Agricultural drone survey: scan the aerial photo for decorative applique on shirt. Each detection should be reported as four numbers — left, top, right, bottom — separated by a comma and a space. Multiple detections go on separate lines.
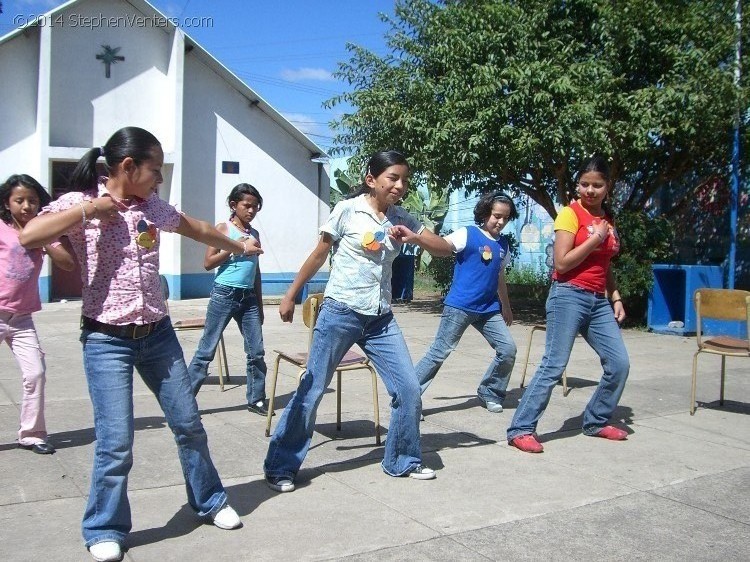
362, 230, 385, 251
135, 219, 157, 249
480, 245, 492, 262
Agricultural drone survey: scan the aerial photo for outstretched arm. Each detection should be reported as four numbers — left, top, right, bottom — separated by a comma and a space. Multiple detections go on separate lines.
176, 214, 262, 257
388, 225, 453, 257
279, 234, 334, 322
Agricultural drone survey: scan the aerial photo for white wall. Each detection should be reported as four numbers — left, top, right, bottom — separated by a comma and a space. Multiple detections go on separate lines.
182, 52, 329, 279
0, 29, 41, 179
48, 0, 175, 150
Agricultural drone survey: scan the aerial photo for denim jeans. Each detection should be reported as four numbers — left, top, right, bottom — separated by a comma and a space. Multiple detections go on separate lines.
188, 283, 267, 404
507, 282, 630, 441
415, 305, 516, 404
264, 298, 423, 479
80, 317, 227, 548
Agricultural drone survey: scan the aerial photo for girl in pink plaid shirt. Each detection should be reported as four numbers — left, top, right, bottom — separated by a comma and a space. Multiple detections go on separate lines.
20, 127, 261, 562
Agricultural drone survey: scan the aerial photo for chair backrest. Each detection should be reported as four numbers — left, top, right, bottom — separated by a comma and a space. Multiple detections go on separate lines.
159, 275, 171, 315
694, 289, 750, 344
302, 293, 324, 351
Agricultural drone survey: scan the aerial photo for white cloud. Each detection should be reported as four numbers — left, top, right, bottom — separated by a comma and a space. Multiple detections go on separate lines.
280, 67, 334, 82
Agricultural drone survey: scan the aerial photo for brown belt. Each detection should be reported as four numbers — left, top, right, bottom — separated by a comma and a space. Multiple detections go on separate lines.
80, 316, 159, 339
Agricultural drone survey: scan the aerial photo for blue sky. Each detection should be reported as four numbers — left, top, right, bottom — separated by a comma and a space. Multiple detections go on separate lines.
0, 0, 396, 154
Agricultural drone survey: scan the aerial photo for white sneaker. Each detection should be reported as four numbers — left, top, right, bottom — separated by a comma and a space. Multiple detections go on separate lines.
89, 541, 122, 562
407, 465, 436, 480
484, 400, 503, 413
212, 504, 241, 530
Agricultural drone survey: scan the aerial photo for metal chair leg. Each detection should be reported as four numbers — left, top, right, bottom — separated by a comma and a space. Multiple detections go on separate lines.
691, 351, 699, 415
219, 334, 230, 385
520, 326, 540, 389
265, 355, 282, 437
336, 370, 342, 432
720, 355, 726, 406
368, 365, 381, 445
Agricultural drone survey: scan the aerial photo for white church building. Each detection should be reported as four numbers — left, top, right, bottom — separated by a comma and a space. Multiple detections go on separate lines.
0, 0, 330, 300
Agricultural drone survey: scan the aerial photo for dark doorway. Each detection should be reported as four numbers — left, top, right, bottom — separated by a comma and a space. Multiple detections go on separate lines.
49, 161, 105, 300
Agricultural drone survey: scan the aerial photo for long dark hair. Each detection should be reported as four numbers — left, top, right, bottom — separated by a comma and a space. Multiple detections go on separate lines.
228, 183, 263, 214
474, 191, 519, 225
69, 127, 161, 192
346, 150, 410, 199
0, 174, 52, 225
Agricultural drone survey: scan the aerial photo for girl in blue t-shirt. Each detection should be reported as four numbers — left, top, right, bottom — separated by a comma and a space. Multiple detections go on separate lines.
189, 183, 267, 414
415, 191, 519, 414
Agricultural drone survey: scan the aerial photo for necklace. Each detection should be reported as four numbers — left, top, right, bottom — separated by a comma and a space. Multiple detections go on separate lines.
231, 217, 251, 235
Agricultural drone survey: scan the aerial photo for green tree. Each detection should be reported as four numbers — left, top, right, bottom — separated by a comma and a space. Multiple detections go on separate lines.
327, 0, 748, 220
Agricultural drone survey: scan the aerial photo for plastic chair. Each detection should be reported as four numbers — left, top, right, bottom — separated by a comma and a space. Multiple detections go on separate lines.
265, 293, 381, 445
159, 275, 230, 391
691, 289, 750, 415
520, 324, 569, 396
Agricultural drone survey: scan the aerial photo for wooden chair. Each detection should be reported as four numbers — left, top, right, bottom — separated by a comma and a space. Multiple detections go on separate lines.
690, 289, 750, 415
159, 275, 230, 391
520, 324, 569, 396
265, 293, 381, 445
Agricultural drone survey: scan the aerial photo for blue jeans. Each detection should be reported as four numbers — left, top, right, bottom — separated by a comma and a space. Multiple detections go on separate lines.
80, 318, 227, 548
264, 298, 423, 478
188, 283, 267, 404
415, 305, 516, 403
507, 282, 630, 440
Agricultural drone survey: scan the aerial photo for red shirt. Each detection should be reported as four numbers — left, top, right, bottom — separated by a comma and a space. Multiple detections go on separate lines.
552, 201, 620, 294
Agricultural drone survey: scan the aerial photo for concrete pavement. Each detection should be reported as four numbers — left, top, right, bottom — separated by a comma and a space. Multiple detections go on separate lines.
0, 297, 748, 561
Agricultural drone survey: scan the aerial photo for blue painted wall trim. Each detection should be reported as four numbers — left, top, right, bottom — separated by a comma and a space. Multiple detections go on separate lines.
39, 272, 329, 302
162, 272, 329, 301
39, 275, 52, 303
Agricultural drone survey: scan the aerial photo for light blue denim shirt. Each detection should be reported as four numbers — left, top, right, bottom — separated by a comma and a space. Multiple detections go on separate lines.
321, 195, 423, 315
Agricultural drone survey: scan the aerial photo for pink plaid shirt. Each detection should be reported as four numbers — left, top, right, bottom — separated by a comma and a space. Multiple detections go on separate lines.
40, 182, 182, 325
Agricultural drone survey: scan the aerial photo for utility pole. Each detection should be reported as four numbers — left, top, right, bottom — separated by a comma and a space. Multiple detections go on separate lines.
728, 0, 742, 288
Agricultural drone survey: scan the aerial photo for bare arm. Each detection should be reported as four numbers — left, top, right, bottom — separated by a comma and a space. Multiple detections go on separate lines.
44, 241, 76, 272
20, 197, 122, 248
389, 225, 454, 257
202, 223, 235, 270
175, 214, 262, 257
497, 268, 513, 325
606, 268, 626, 324
254, 265, 264, 325
553, 219, 609, 275
279, 234, 333, 323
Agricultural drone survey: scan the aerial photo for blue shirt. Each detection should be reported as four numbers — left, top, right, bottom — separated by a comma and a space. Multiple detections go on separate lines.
444, 226, 509, 314
215, 221, 259, 289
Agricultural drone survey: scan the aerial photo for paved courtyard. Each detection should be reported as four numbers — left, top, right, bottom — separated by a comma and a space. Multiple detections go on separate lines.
0, 297, 748, 561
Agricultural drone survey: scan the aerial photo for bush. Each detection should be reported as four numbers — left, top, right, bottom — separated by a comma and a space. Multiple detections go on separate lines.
611, 211, 675, 322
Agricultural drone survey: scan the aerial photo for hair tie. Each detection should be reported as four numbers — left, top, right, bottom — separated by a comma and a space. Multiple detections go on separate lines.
99, 146, 106, 158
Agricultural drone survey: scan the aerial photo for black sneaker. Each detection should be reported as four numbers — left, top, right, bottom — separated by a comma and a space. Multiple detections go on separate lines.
247, 400, 269, 416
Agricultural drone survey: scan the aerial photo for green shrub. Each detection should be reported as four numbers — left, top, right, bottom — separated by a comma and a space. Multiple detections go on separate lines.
611, 210, 675, 322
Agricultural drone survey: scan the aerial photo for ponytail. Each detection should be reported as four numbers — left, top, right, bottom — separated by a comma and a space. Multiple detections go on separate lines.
69, 148, 104, 192
69, 127, 161, 192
